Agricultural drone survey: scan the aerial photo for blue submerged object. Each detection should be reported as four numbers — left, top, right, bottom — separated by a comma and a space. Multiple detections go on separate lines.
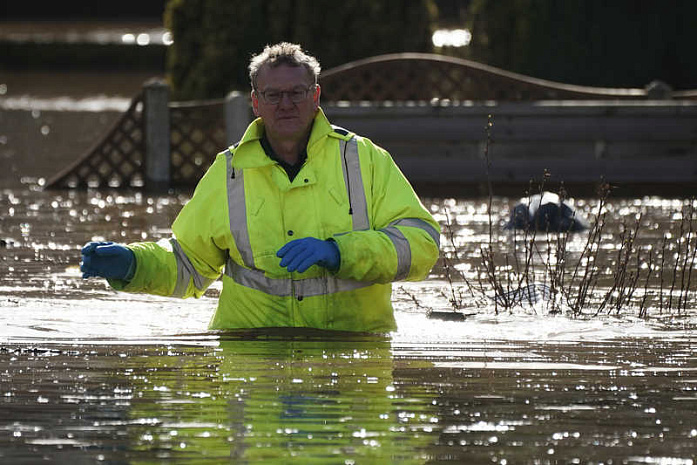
505, 192, 589, 232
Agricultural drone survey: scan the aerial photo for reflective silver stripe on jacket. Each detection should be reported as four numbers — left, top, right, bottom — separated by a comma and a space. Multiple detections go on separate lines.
341, 138, 370, 231
171, 238, 216, 297
380, 219, 440, 281
380, 226, 411, 280
224, 258, 372, 297
389, 218, 441, 248
225, 149, 255, 268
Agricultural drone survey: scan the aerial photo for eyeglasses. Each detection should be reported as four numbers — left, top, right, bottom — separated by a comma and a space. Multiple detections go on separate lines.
255, 84, 315, 105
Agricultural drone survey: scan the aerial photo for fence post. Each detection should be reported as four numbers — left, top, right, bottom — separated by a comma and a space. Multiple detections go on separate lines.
225, 91, 252, 145
143, 78, 170, 191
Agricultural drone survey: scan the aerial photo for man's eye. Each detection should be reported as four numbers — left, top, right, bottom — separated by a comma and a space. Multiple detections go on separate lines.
266, 92, 281, 100
290, 91, 305, 99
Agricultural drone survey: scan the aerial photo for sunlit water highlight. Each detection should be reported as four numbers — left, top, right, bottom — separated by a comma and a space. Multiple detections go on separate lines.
1, 184, 696, 463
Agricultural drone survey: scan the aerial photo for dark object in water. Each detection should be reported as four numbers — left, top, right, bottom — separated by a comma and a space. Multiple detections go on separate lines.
0, 238, 15, 248
505, 192, 589, 232
427, 311, 468, 321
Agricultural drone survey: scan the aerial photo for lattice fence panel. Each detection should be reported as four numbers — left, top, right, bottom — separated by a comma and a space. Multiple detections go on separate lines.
170, 100, 227, 187
320, 54, 649, 102
46, 93, 145, 189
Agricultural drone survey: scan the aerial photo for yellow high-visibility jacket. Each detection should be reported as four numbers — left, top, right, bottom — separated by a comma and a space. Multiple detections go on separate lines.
110, 109, 440, 332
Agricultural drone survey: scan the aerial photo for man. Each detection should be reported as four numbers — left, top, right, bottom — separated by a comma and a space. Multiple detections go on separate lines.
81, 42, 440, 332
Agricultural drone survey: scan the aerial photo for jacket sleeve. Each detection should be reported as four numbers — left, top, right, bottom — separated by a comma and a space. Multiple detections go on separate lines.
331, 138, 440, 283
109, 153, 229, 297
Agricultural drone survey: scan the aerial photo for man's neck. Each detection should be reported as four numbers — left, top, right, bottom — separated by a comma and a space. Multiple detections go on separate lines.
266, 138, 305, 165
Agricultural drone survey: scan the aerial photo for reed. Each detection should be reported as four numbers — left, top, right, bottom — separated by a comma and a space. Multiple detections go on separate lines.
440, 210, 474, 310
435, 195, 696, 319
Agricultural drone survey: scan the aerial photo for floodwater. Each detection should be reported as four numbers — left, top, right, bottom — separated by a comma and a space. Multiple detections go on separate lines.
1, 22, 696, 458
1, 183, 696, 464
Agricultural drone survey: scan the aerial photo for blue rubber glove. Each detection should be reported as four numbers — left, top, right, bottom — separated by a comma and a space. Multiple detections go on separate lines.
276, 237, 340, 273
80, 241, 136, 280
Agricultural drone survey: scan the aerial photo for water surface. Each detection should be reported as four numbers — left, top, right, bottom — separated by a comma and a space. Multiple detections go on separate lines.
1, 185, 696, 464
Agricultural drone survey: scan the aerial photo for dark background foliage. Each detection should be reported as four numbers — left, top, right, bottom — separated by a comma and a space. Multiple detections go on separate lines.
463, 0, 697, 89
163, 0, 697, 99
3, 0, 695, 98
163, 0, 437, 99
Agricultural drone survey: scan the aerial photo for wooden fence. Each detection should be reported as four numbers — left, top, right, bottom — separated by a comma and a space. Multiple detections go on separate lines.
45, 54, 697, 193
324, 101, 697, 194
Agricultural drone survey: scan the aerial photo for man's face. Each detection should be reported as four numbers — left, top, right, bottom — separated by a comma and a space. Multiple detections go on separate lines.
252, 64, 320, 142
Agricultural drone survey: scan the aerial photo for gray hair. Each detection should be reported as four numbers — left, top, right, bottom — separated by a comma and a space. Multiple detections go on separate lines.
248, 42, 321, 90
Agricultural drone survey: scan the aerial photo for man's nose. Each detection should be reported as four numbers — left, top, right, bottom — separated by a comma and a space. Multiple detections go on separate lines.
278, 92, 295, 106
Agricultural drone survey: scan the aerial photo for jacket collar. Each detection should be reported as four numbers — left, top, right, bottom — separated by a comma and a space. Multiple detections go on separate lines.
232, 108, 333, 168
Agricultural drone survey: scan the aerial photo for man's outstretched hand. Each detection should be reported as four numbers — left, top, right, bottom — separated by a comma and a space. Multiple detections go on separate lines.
81, 241, 136, 280
276, 237, 340, 273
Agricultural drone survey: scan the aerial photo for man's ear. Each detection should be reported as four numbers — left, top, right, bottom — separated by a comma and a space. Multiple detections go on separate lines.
313, 84, 321, 110
251, 90, 260, 117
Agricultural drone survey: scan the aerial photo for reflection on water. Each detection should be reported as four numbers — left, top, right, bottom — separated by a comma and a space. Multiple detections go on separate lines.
1, 184, 696, 462
0, 22, 166, 109
0, 21, 171, 46
2, 337, 697, 463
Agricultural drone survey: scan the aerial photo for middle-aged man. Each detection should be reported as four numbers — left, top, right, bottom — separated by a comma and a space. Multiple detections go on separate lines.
80, 42, 440, 333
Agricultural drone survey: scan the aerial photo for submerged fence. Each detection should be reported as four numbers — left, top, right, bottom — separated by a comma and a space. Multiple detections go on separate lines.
45, 54, 697, 192
44, 79, 241, 190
